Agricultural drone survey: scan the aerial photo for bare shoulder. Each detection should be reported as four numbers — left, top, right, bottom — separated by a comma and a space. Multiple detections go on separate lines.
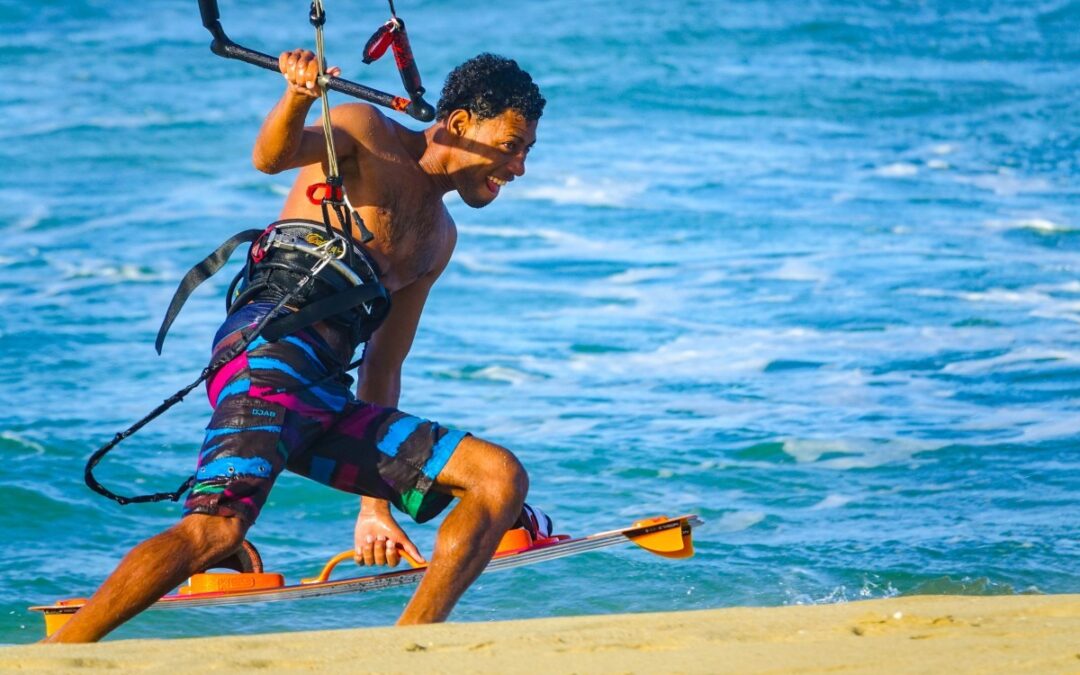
330, 102, 400, 146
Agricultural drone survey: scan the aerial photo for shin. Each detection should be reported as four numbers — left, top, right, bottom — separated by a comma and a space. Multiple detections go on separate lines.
397, 436, 527, 625
45, 514, 248, 643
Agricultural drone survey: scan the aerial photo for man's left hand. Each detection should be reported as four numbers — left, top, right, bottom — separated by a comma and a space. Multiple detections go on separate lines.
353, 507, 426, 567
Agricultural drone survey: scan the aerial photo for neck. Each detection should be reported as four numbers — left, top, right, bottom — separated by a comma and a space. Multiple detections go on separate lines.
418, 126, 455, 195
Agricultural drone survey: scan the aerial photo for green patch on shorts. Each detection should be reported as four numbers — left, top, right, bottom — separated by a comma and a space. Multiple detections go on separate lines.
191, 483, 226, 495
394, 488, 453, 524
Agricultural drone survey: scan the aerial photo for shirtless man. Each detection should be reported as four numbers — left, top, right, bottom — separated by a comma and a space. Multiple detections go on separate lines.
46, 49, 544, 642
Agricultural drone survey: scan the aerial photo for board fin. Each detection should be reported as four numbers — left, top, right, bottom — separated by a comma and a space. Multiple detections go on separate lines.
627, 516, 695, 559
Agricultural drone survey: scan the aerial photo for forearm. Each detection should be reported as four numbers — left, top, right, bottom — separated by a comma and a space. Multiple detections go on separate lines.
252, 91, 315, 174
358, 370, 401, 515
360, 495, 392, 515
357, 367, 402, 409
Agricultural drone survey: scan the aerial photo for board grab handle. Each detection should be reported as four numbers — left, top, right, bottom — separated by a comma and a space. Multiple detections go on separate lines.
196, 0, 435, 121
304, 546, 424, 584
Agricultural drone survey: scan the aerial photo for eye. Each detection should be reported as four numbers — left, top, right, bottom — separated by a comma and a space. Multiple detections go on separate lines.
501, 141, 519, 153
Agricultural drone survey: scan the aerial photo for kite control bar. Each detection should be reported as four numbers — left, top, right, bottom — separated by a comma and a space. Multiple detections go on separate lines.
197, 0, 435, 122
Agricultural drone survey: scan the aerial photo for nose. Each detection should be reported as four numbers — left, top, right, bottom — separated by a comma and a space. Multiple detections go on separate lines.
509, 152, 527, 178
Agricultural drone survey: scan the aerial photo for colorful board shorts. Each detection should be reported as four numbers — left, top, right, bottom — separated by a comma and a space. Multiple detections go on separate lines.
182, 302, 468, 525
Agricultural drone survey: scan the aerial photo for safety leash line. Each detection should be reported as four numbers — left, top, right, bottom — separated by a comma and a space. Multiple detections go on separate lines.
85, 237, 347, 505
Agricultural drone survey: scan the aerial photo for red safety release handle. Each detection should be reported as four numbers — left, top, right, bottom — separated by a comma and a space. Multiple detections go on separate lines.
307, 182, 344, 205
363, 22, 395, 64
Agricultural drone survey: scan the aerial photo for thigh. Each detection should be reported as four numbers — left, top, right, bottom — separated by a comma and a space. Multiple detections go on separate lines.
182, 392, 295, 526
186, 318, 333, 526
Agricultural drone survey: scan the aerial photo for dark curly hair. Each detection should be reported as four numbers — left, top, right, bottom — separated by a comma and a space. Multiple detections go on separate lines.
436, 53, 545, 122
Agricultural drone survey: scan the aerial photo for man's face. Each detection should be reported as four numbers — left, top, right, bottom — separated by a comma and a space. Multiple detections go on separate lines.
447, 109, 538, 208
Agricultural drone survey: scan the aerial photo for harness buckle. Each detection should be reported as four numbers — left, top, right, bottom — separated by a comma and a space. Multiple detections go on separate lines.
250, 225, 277, 263
308, 232, 349, 277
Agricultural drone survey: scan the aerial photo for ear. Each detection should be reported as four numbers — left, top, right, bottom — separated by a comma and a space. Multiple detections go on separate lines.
446, 109, 473, 138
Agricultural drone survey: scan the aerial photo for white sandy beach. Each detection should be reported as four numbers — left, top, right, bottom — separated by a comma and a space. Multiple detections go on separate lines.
2, 594, 1077, 673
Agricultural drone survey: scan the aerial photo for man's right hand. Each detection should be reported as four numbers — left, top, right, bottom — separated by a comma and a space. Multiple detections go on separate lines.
278, 49, 341, 99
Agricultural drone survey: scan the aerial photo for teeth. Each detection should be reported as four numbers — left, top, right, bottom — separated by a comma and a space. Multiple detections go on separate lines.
489, 176, 507, 186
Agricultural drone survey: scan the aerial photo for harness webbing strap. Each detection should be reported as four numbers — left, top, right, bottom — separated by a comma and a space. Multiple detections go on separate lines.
260, 283, 385, 342
155, 229, 263, 354
88, 289, 300, 505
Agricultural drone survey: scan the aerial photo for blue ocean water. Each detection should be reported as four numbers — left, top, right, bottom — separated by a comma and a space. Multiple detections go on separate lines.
1, 0, 1077, 643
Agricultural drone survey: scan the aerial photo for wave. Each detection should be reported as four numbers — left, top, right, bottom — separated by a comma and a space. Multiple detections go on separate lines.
874, 162, 920, 178
953, 171, 1052, 196
985, 217, 1075, 234
711, 511, 766, 532
942, 347, 1080, 375
781, 437, 938, 469
516, 175, 646, 208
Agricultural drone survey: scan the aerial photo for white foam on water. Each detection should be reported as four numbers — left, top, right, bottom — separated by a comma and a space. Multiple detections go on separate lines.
954, 171, 1051, 196
17, 110, 209, 138
469, 365, 536, 386
458, 222, 613, 257
712, 511, 766, 532
0, 431, 46, 456
449, 252, 517, 275
910, 285, 1080, 324
960, 288, 1053, 304
984, 217, 1073, 233
809, 494, 854, 510
517, 174, 646, 207
875, 162, 920, 178
943, 347, 1080, 375
780, 438, 835, 463
523, 417, 601, 440
1014, 414, 1080, 443
781, 437, 937, 469
1013, 218, 1073, 233
930, 143, 957, 155
606, 267, 676, 285
927, 159, 950, 170
457, 223, 544, 240
950, 405, 1080, 444
765, 259, 831, 283
559, 328, 848, 385
14, 203, 49, 229
1035, 280, 1080, 294
56, 261, 164, 283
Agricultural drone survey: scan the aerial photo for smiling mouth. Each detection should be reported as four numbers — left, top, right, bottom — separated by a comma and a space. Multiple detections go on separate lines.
486, 176, 508, 195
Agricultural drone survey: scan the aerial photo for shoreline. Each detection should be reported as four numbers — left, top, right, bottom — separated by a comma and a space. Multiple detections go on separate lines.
2, 594, 1077, 673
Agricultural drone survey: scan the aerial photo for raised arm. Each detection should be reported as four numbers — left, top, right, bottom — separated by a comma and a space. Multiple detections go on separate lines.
251, 49, 357, 174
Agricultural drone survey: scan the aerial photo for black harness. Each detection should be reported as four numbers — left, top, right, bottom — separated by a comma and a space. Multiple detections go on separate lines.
156, 219, 390, 356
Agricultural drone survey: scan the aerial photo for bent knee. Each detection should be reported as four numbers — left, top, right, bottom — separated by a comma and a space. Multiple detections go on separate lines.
174, 513, 249, 563
446, 437, 529, 506
474, 441, 529, 507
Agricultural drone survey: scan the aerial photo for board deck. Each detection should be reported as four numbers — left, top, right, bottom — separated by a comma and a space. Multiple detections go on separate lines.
31, 514, 701, 631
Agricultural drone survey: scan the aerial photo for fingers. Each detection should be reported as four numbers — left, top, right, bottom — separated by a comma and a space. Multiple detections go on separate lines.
353, 535, 402, 567
276, 49, 341, 97
385, 541, 401, 568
